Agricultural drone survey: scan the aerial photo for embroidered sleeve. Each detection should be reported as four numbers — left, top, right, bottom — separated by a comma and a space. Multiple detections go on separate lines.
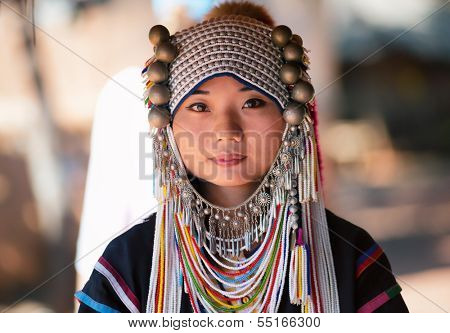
74, 228, 144, 313
355, 233, 409, 313
75, 254, 142, 313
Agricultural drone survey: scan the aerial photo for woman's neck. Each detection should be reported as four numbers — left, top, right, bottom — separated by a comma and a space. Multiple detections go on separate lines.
193, 178, 260, 208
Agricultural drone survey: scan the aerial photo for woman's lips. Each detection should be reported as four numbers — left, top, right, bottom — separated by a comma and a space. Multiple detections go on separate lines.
211, 154, 246, 166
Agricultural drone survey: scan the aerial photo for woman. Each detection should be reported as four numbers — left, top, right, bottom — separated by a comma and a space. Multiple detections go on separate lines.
75, 1, 409, 313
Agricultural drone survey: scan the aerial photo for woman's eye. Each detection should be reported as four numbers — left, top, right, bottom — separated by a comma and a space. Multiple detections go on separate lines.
243, 98, 266, 108
187, 103, 209, 112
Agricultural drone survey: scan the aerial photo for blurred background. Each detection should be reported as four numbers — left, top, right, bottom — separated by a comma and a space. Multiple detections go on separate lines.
0, 0, 449, 313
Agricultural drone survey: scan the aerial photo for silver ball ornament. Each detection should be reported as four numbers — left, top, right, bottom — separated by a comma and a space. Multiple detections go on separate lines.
283, 42, 304, 62
291, 34, 303, 47
148, 106, 170, 128
147, 61, 169, 83
148, 25, 170, 46
155, 41, 177, 63
271, 25, 292, 48
280, 62, 301, 85
283, 102, 306, 125
289, 205, 299, 213
291, 80, 315, 104
148, 84, 170, 105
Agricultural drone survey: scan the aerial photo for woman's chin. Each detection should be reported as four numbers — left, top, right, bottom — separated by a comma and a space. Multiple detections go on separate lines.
201, 172, 262, 187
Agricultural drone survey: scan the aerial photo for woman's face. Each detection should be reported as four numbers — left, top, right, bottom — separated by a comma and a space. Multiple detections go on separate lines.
172, 75, 286, 186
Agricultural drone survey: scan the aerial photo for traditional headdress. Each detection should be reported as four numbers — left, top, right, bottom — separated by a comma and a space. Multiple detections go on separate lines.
140, 7, 339, 313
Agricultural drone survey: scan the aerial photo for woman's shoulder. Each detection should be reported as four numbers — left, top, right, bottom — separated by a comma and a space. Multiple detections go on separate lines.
324, 208, 409, 313
75, 212, 157, 313
325, 208, 373, 244
98, 212, 158, 271
324, 208, 391, 265
104, 212, 157, 254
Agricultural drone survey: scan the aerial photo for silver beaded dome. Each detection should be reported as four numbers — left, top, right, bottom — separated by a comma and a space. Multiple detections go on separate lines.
167, 15, 291, 115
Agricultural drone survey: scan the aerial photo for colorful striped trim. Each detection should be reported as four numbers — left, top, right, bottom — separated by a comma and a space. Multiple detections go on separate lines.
357, 283, 402, 313
94, 256, 141, 313
74, 290, 120, 313
356, 243, 384, 278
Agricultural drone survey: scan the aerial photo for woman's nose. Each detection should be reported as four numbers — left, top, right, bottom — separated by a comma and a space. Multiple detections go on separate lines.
213, 118, 243, 142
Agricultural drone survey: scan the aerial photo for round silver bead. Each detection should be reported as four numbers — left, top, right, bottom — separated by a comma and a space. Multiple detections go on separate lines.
291, 221, 299, 230
224, 215, 231, 221
155, 41, 178, 63
283, 102, 306, 125
290, 189, 298, 196
290, 197, 298, 205
280, 62, 301, 85
271, 25, 292, 48
283, 42, 304, 62
291, 34, 303, 47
291, 80, 315, 104
147, 61, 169, 83
214, 213, 220, 220
204, 208, 211, 215
148, 106, 170, 128
148, 25, 170, 46
196, 199, 201, 205
289, 205, 299, 213
148, 84, 170, 105
290, 213, 299, 222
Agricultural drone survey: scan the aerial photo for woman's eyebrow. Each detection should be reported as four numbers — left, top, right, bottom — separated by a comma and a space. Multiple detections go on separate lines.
192, 89, 209, 95
239, 86, 252, 92
191, 86, 253, 95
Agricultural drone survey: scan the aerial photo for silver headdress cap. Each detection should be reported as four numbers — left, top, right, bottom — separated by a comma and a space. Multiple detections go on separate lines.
168, 15, 291, 115
143, 14, 315, 129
